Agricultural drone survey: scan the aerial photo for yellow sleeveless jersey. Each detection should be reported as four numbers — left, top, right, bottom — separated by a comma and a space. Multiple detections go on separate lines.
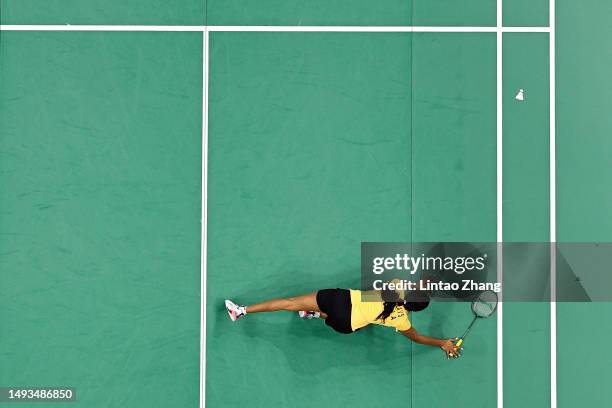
349, 289, 411, 332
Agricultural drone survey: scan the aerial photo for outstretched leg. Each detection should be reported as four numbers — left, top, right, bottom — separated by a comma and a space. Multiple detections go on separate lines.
246, 292, 322, 314
225, 292, 327, 321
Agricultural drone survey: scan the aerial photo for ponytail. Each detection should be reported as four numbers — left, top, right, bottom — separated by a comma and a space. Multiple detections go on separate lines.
376, 289, 404, 322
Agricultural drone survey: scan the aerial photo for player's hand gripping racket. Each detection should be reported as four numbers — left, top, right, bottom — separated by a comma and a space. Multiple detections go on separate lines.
454, 290, 498, 354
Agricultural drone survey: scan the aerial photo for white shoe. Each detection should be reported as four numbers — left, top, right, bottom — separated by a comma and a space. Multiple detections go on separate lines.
298, 310, 320, 319
225, 299, 246, 321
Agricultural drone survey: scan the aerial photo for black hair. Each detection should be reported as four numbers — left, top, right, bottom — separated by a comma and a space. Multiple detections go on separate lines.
376, 290, 430, 322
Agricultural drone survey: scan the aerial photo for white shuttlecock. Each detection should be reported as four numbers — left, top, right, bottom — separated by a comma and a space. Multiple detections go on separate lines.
515, 89, 524, 101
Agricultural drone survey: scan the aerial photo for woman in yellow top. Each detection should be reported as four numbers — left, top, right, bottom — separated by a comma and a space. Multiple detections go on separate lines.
225, 287, 460, 358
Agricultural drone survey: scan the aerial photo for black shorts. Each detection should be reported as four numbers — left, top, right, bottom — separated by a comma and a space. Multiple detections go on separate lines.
316, 288, 354, 334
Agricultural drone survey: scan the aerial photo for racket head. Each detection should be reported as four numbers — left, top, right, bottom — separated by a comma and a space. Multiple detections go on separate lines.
471, 290, 498, 318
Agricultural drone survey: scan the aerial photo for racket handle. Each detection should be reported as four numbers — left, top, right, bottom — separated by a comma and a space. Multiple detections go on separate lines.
455, 338, 464, 348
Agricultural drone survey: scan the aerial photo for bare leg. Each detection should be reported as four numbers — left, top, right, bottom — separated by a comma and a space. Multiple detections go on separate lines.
246, 292, 327, 318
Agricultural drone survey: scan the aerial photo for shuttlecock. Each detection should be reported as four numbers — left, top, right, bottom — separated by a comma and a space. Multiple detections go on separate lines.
515, 89, 524, 101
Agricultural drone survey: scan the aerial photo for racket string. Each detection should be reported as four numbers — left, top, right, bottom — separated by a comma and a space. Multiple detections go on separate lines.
471, 291, 498, 318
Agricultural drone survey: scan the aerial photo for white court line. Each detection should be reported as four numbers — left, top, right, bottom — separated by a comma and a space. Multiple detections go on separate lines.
207, 25, 550, 33
550, 0, 557, 406
0, 24, 551, 33
496, 2, 504, 408
0, 25, 204, 31
200, 30, 209, 408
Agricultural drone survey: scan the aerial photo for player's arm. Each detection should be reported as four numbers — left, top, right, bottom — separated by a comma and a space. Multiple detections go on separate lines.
400, 327, 459, 357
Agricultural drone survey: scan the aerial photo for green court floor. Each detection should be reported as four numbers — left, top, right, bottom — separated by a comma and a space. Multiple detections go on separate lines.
1, 1, 611, 408
0, 31, 203, 407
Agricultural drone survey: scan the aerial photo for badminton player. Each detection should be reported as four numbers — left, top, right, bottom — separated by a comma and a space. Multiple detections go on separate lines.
225, 286, 460, 358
